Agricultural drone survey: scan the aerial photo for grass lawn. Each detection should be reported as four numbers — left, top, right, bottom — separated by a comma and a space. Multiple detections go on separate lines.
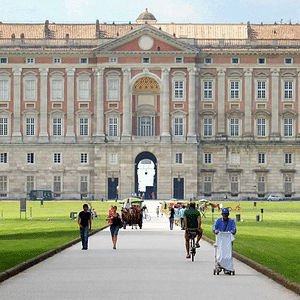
201, 201, 300, 285
0, 201, 120, 273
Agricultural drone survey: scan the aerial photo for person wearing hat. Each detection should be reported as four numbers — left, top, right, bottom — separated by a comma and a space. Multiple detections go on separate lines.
213, 207, 236, 235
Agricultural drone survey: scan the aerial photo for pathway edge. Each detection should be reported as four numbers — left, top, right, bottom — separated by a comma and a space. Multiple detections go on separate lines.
0, 224, 110, 283
202, 235, 300, 296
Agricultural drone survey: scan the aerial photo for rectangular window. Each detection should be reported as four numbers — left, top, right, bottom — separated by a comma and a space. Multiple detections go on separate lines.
231, 57, 239, 64
80, 58, 88, 64
109, 153, 117, 164
174, 118, 183, 136
230, 81, 240, 99
79, 118, 89, 136
108, 118, 118, 137
203, 81, 213, 99
0, 80, 9, 100
285, 153, 292, 164
53, 175, 61, 197
285, 58, 293, 64
0, 176, 7, 193
204, 153, 212, 164
80, 176, 88, 195
109, 57, 118, 63
26, 58, 35, 64
284, 81, 293, 99
81, 153, 88, 164
204, 58, 212, 64
53, 118, 62, 136
230, 153, 240, 165
142, 57, 150, 63
137, 116, 155, 136
204, 176, 212, 195
203, 118, 213, 137
26, 118, 35, 136
258, 153, 265, 164
25, 80, 36, 100
53, 153, 61, 164
230, 119, 239, 136
0, 58, 8, 64
108, 79, 119, 100
175, 57, 183, 63
284, 118, 293, 137
0, 153, 7, 164
26, 175, 34, 193
175, 153, 183, 164
78, 80, 89, 99
257, 118, 266, 137
258, 58, 266, 64
52, 80, 63, 100
27, 153, 34, 164
0, 118, 8, 136
257, 81, 266, 99
174, 81, 184, 99
53, 58, 61, 64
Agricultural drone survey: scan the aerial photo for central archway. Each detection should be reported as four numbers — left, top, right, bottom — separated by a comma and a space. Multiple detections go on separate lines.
135, 152, 157, 200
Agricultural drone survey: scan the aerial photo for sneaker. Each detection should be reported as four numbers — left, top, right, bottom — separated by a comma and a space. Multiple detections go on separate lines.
186, 254, 191, 259
196, 243, 200, 248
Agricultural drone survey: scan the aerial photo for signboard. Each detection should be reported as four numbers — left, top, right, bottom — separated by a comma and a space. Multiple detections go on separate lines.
20, 198, 26, 212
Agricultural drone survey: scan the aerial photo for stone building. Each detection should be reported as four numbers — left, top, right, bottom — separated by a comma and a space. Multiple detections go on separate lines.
0, 10, 300, 200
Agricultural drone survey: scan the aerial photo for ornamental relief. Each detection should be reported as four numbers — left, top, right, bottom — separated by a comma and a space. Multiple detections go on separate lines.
133, 77, 160, 92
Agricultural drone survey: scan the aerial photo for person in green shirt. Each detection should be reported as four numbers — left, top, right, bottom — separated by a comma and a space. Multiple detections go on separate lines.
184, 202, 202, 259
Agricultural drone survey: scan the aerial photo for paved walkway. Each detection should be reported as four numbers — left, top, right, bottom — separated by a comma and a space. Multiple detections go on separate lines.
0, 201, 298, 300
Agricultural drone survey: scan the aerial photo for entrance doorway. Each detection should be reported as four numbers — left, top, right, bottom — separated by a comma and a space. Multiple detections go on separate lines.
173, 177, 184, 199
135, 152, 157, 200
108, 178, 118, 200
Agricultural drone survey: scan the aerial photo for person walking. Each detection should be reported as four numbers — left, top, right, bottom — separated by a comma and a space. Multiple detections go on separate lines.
78, 204, 92, 250
156, 206, 160, 217
174, 205, 180, 226
179, 205, 186, 230
169, 207, 175, 230
106, 206, 122, 249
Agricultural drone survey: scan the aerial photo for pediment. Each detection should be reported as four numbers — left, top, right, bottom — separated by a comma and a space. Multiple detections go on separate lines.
94, 24, 198, 54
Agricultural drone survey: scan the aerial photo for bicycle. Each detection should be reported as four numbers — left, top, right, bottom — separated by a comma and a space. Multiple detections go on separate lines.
144, 212, 151, 222
188, 231, 197, 261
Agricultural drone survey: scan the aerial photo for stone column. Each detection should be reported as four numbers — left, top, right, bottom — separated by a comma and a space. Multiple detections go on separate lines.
12, 68, 22, 143
270, 68, 280, 140
121, 68, 131, 141
39, 68, 49, 142
297, 69, 300, 140
94, 68, 105, 141
161, 67, 171, 142
243, 68, 253, 139
187, 67, 197, 143
66, 68, 76, 142
217, 68, 226, 138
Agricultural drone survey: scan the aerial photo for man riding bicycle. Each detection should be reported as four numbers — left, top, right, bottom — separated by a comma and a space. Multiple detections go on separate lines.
184, 202, 203, 259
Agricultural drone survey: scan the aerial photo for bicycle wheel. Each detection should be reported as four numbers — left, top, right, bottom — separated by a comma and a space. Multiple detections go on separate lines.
190, 238, 195, 261
145, 214, 151, 222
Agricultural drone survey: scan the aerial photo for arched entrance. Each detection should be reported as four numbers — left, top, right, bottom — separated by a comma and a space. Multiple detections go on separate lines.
135, 152, 157, 200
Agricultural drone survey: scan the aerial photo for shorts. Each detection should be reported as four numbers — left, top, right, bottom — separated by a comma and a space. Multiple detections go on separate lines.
110, 225, 120, 237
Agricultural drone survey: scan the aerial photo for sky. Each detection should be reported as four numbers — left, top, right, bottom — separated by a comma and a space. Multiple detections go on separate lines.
1, 0, 300, 25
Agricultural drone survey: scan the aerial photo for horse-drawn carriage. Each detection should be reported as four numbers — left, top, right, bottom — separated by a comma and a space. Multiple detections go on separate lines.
120, 198, 144, 229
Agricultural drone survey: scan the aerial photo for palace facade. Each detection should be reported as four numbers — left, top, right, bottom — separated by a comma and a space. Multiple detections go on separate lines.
1, 10, 300, 200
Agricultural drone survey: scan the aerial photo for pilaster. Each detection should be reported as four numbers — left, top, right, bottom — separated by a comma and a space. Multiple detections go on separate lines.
187, 67, 198, 143
39, 68, 49, 143
297, 69, 300, 141
66, 68, 76, 143
121, 68, 131, 141
94, 68, 105, 142
161, 67, 171, 142
12, 68, 22, 143
243, 68, 253, 139
217, 68, 226, 137
270, 68, 280, 140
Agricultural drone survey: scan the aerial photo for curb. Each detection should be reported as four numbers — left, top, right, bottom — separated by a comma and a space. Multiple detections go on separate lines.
0, 224, 110, 283
202, 235, 300, 296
